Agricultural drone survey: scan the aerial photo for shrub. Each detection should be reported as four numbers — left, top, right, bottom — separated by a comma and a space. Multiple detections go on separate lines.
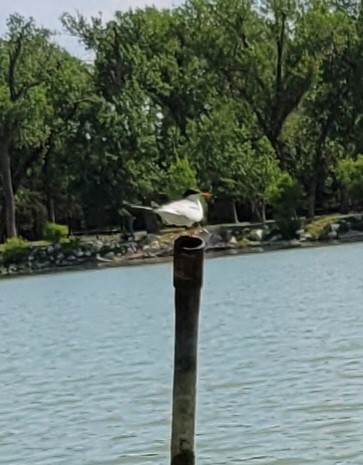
336, 155, 363, 206
59, 239, 81, 257
267, 172, 304, 215
43, 222, 69, 243
305, 216, 338, 240
1, 238, 30, 267
275, 217, 302, 240
267, 172, 304, 239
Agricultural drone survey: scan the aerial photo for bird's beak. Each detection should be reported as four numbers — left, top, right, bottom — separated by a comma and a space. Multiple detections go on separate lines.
201, 192, 212, 200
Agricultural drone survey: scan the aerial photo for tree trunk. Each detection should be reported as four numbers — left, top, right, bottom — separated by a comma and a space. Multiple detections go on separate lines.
308, 173, 318, 218
339, 186, 350, 214
261, 202, 266, 223
0, 209, 6, 243
47, 195, 56, 223
307, 115, 334, 219
0, 139, 17, 238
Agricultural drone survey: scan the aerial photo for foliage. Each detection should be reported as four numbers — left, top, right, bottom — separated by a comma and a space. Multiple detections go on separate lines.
336, 155, 363, 205
273, 217, 301, 240
267, 172, 304, 238
57, 239, 81, 256
0, 237, 29, 266
1, 1, 363, 241
268, 172, 304, 215
15, 189, 47, 240
305, 216, 338, 240
42, 221, 69, 243
164, 157, 198, 200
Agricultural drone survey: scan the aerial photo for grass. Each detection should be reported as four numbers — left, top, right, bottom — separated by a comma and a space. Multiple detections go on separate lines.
304, 215, 338, 239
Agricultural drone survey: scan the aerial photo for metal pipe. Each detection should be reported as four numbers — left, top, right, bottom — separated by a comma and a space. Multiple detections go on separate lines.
171, 235, 205, 465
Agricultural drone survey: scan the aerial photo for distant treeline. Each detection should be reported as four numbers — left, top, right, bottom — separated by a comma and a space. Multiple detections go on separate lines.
1, 1, 363, 241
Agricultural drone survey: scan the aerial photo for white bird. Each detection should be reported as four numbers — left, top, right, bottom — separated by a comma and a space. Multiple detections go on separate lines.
155, 189, 211, 228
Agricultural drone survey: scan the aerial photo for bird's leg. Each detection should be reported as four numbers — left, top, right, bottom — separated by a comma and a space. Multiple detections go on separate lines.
185, 224, 197, 237
189, 224, 198, 237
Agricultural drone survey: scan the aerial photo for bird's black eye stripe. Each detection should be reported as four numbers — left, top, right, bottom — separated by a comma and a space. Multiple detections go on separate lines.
183, 188, 200, 197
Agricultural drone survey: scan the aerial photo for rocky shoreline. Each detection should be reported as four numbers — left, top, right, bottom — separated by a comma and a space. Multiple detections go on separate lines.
1, 215, 363, 279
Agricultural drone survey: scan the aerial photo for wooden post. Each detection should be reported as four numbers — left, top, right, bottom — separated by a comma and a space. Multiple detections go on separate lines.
171, 235, 205, 465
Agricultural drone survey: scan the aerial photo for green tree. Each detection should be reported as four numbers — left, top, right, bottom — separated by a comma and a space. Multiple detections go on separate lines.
268, 171, 304, 238
184, 97, 280, 220
62, 6, 215, 169
0, 15, 84, 239
164, 156, 198, 200
0, 15, 55, 237
188, 0, 319, 169
290, 2, 358, 216
336, 155, 363, 208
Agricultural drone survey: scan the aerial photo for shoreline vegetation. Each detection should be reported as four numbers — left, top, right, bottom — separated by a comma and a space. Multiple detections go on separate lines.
2, 5, 363, 251
1, 213, 363, 279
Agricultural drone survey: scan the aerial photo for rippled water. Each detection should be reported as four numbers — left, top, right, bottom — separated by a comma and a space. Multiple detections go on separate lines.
1, 243, 363, 464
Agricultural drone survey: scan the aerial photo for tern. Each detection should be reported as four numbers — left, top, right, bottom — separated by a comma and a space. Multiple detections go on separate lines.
155, 189, 211, 228
126, 189, 211, 231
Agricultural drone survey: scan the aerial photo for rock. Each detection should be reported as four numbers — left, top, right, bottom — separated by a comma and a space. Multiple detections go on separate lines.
268, 234, 283, 242
67, 255, 76, 261
249, 229, 264, 241
219, 229, 233, 242
330, 223, 340, 232
340, 230, 363, 240
104, 252, 115, 260
145, 251, 157, 258
158, 247, 170, 257
127, 242, 138, 253
47, 246, 55, 254
328, 230, 338, 239
228, 236, 238, 247
339, 220, 351, 233
301, 233, 313, 240
208, 233, 223, 245
76, 249, 84, 257
93, 240, 104, 252
96, 253, 112, 262
143, 234, 158, 245
37, 261, 52, 269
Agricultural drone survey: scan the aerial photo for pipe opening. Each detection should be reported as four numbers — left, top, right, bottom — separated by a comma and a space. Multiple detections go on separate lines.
176, 235, 204, 251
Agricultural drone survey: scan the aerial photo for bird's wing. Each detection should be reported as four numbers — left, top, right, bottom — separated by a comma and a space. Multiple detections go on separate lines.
156, 199, 203, 223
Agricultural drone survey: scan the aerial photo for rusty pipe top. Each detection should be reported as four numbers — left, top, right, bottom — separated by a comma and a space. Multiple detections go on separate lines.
173, 236, 205, 289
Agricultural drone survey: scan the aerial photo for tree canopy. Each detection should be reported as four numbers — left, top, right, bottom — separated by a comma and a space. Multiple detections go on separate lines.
1, 1, 363, 240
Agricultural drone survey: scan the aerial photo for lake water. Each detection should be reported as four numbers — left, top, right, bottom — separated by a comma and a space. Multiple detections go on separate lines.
1, 243, 363, 465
